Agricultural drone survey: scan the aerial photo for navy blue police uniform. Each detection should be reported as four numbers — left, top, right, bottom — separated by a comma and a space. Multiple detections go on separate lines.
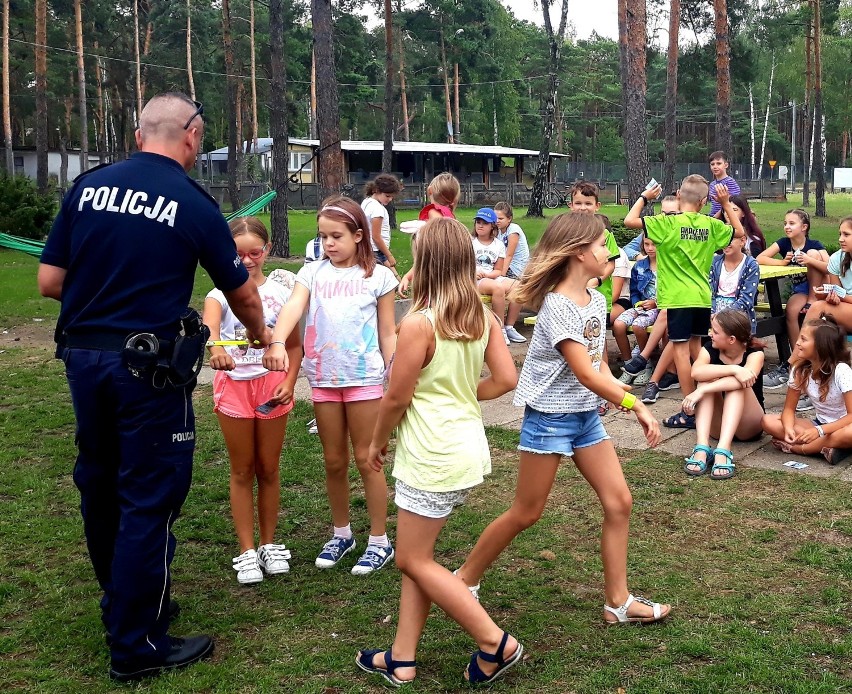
40, 151, 248, 669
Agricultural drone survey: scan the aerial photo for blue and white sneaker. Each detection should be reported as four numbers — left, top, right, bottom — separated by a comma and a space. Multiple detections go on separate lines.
315, 536, 356, 569
351, 543, 395, 575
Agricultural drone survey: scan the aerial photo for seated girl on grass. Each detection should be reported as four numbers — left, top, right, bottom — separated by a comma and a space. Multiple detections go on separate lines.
681, 309, 765, 480
762, 314, 852, 466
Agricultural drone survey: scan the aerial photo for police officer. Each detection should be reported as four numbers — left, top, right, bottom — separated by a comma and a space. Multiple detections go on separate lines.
38, 92, 271, 681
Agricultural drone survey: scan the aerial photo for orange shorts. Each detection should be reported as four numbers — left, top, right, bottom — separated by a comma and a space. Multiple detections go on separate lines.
213, 370, 295, 419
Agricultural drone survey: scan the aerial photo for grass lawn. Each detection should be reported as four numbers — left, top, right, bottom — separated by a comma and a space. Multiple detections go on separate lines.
2, 197, 852, 691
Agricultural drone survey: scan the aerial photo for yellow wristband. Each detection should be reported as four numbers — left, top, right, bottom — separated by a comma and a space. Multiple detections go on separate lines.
620, 392, 637, 410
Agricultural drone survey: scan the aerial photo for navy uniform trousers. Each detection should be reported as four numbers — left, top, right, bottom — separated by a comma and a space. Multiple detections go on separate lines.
62, 347, 196, 665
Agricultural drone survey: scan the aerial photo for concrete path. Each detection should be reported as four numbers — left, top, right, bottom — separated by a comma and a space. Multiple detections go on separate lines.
199, 321, 852, 482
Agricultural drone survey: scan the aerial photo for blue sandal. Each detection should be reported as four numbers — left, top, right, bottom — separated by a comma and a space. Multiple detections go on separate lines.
710, 448, 736, 480
465, 631, 524, 684
356, 649, 416, 687
684, 444, 713, 476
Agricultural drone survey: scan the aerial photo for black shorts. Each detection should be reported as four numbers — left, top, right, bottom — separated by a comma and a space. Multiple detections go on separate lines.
612, 297, 632, 312
667, 307, 711, 342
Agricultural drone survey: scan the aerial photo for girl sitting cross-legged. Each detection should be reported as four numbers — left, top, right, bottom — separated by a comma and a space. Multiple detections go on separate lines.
681, 309, 766, 480
762, 314, 852, 466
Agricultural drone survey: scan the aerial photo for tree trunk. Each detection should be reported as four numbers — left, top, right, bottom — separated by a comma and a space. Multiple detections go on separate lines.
35, 0, 48, 191
2, 0, 13, 175
133, 0, 142, 125
398, 27, 410, 142
269, 0, 290, 257
714, 0, 732, 154
662, 0, 680, 195
93, 42, 105, 163
803, 6, 813, 206
527, 0, 570, 217
60, 98, 71, 189
186, 0, 195, 100
757, 55, 774, 179
312, 0, 344, 200
439, 24, 452, 144
249, 0, 259, 157
309, 49, 317, 139
618, 0, 650, 205
748, 83, 755, 179
813, 0, 825, 216
453, 62, 460, 144
381, 0, 393, 173
74, 0, 88, 174
222, 0, 241, 210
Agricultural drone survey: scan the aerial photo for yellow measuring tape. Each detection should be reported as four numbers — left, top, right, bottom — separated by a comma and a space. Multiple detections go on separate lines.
205, 339, 261, 348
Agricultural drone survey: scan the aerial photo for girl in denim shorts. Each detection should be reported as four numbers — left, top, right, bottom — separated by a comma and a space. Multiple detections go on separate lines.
455, 212, 672, 626
355, 218, 522, 686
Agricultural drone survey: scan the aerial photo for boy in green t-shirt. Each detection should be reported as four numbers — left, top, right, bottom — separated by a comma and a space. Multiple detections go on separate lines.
623, 174, 745, 428
568, 180, 620, 313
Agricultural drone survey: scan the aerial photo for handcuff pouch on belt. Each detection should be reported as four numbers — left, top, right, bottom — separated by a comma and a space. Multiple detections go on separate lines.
122, 308, 210, 389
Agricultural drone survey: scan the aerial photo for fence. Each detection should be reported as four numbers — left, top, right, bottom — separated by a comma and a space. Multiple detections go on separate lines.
199, 178, 787, 212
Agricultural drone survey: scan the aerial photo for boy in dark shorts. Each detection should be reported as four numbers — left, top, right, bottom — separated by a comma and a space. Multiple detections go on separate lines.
624, 175, 745, 428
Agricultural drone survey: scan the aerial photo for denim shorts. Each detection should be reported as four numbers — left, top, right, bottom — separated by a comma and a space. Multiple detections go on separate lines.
518, 406, 610, 457
394, 479, 470, 519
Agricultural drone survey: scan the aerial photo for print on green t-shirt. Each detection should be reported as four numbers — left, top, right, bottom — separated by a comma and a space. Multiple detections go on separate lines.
598, 229, 620, 312
643, 211, 733, 309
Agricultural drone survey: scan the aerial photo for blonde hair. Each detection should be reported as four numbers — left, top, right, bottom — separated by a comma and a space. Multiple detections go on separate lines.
511, 213, 605, 311
679, 174, 709, 206
409, 218, 486, 341
427, 173, 461, 208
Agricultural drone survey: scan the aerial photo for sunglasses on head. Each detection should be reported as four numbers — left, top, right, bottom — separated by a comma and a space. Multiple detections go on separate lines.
182, 100, 204, 130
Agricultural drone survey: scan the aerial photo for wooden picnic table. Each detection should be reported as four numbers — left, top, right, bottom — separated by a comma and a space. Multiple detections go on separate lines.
755, 264, 807, 364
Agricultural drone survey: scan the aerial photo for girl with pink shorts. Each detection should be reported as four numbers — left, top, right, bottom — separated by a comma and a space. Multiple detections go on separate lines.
204, 216, 303, 585
264, 196, 398, 576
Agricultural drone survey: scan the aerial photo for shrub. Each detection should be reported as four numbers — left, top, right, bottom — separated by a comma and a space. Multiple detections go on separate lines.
0, 176, 57, 240
609, 218, 635, 247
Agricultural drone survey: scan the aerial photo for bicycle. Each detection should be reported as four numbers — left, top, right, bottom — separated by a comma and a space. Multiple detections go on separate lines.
543, 183, 569, 209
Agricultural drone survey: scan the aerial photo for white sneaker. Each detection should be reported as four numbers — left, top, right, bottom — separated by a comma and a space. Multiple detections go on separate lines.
502, 328, 511, 345
307, 418, 318, 434
233, 549, 263, 585
504, 326, 527, 343
257, 543, 292, 575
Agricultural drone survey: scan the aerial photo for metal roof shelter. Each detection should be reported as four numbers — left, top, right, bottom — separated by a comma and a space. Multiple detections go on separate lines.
204, 138, 565, 186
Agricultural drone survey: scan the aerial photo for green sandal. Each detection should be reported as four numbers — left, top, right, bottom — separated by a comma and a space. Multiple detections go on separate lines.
684, 444, 713, 476
710, 448, 736, 480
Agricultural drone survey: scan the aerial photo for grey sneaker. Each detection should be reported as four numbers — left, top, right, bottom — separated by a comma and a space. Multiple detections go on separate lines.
658, 372, 680, 391
641, 382, 660, 404
504, 326, 527, 343
633, 368, 651, 387
796, 394, 815, 412
763, 365, 789, 390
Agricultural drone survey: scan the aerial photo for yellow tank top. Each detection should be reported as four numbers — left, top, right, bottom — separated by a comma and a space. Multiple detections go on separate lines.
392, 308, 491, 492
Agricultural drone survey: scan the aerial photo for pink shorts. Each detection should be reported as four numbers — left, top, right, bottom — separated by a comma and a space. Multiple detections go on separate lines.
213, 370, 295, 419
311, 385, 384, 403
